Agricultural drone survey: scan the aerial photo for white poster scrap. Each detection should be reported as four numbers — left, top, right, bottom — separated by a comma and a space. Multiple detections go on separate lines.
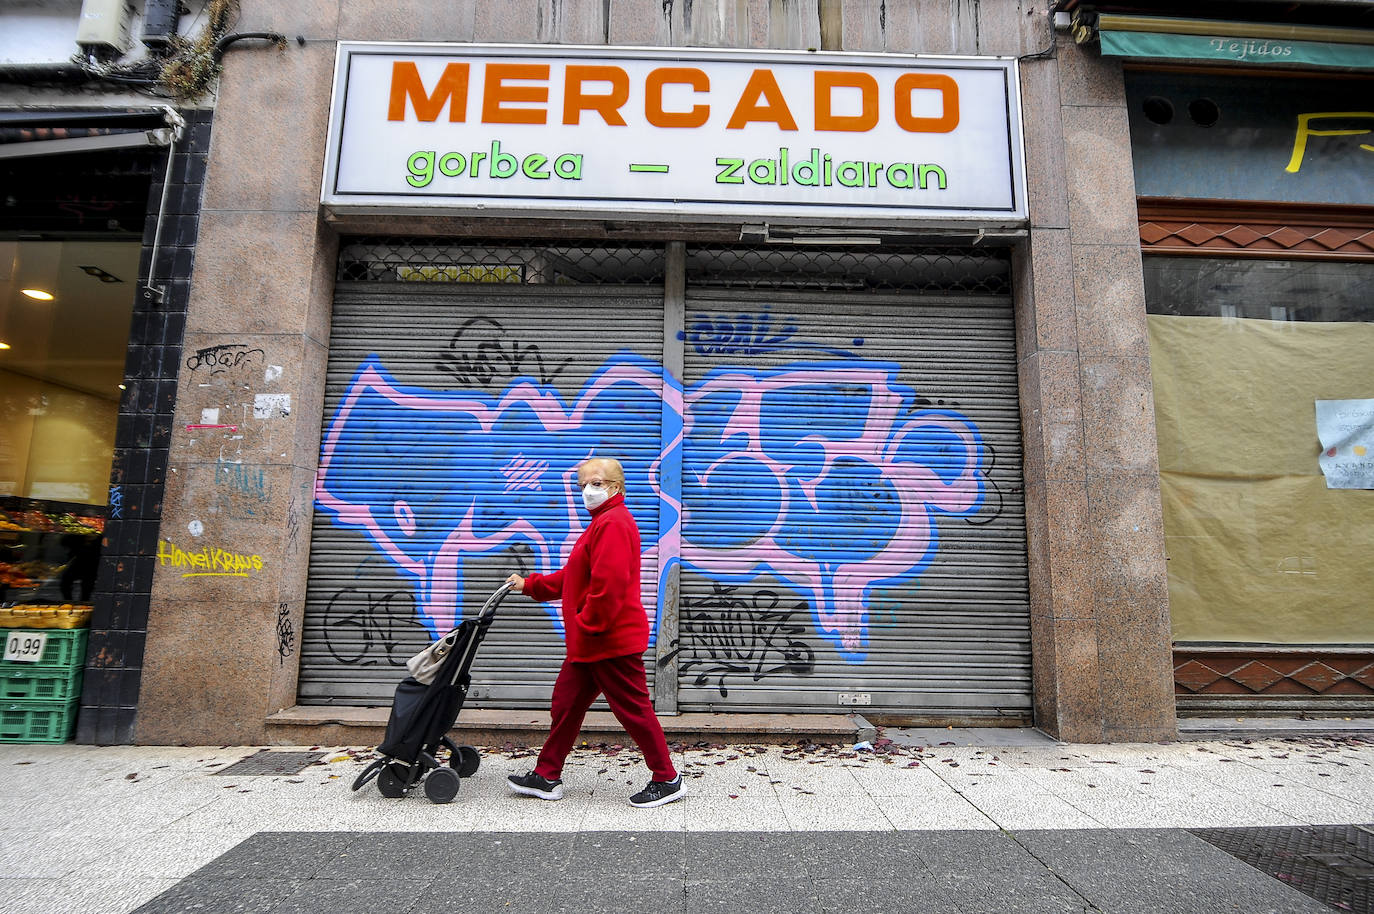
1316, 398, 1374, 489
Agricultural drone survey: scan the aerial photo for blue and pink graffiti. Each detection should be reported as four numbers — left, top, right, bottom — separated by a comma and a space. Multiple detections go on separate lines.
682, 362, 984, 658
314, 352, 984, 660
314, 353, 678, 641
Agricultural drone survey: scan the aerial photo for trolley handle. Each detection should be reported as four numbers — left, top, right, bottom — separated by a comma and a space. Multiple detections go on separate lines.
477, 580, 516, 621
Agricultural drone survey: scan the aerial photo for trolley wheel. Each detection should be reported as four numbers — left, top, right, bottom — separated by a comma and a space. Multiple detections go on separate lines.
376, 762, 411, 799
450, 744, 481, 778
425, 767, 461, 804
352, 758, 384, 792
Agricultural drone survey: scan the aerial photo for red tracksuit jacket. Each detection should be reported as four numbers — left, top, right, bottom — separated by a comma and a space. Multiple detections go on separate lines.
521, 492, 650, 662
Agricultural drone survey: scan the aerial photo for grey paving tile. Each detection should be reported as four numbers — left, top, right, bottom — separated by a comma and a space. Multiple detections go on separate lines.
683, 831, 817, 878
816, 874, 972, 914
191, 832, 355, 880
900, 828, 1048, 874
424, 871, 576, 912
1011, 827, 1156, 872
273, 876, 431, 914
315, 832, 466, 878
442, 831, 576, 879
569, 830, 687, 878
685, 876, 825, 914
558, 872, 686, 914
808, 830, 932, 876
886, 727, 1061, 749
937, 870, 1090, 914
1014, 830, 1331, 914
130, 877, 304, 913
1184, 885, 1335, 914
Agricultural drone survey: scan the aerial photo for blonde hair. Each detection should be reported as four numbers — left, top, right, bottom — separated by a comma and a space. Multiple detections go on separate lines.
579, 456, 626, 494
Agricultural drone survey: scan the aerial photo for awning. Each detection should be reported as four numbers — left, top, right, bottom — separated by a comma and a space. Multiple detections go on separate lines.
0, 107, 180, 159
1095, 14, 1374, 70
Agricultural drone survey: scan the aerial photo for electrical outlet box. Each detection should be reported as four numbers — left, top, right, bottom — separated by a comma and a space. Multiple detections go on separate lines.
77, 0, 135, 53
838, 692, 871, 706
142, 0, 183, 48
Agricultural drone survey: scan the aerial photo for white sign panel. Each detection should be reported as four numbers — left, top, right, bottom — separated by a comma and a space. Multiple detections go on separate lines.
323, 43, 1027, 224
4, 630, 47, 663
1316, 398, 1374, 490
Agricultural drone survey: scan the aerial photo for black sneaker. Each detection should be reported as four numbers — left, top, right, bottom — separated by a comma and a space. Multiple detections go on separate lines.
629, 775, 684, 808
507, 770, 564, 801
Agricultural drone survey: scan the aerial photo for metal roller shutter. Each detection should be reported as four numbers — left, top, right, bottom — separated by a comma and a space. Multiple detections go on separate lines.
300, 283, 666, 706
674, 288, 1031, 716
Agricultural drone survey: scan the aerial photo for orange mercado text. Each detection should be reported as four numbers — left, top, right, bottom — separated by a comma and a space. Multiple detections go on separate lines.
387, 61, 960, 133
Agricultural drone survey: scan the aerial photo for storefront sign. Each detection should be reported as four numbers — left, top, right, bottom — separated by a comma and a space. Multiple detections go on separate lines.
322, 44, 1027, 224
1103, 30, 1374, 70
1317, 399, 1374, 490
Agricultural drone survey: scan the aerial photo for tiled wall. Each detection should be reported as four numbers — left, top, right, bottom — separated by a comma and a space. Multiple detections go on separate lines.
77, 110, 212, 745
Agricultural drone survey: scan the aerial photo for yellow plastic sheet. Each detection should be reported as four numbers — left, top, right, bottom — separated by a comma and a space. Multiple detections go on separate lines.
1148, 314, 1374, 643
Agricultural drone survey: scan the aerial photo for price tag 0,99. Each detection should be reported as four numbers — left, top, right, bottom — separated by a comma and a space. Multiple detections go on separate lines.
4, 630, 48, 663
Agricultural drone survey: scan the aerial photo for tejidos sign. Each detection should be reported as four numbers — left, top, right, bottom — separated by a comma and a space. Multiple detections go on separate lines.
322, 43, 1028, 224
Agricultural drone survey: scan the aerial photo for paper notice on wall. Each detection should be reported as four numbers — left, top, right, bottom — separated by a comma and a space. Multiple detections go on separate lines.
1316, 398, 1374, 489
253, 394, 291, 420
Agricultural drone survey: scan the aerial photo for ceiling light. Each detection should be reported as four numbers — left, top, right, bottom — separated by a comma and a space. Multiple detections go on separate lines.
0, 342, 9, 350
118, 384, 127, 390
21, 288, 54, 301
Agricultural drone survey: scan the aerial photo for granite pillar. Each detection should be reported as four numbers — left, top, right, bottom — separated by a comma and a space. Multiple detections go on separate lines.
1016, 36, 1176, 742
135, 6, 340, 743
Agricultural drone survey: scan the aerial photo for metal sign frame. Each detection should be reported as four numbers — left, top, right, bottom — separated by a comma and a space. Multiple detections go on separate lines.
321, 43, 1029, 228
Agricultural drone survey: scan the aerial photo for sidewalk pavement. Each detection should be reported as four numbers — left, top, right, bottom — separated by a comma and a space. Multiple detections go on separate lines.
1, 728, 1370, 914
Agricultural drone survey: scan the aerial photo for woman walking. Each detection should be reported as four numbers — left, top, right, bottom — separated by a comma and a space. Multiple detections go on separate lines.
505, 456, 683, 808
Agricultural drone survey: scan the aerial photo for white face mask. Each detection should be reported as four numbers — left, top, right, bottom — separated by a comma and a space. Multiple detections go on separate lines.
581, 483, 611, 510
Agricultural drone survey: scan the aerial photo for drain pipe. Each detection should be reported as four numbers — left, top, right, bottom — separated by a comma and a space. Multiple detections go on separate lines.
212, 32, 287, 62
143, 106, 187, 306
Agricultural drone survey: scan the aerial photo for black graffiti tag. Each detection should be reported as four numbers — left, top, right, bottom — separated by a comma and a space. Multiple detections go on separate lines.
436, 316, 572, 388
276, 602, 296, 665
322, 587, 429, 666
659, 582, 815, 698
186, 344, 266, 375
963, 443, 1010, 526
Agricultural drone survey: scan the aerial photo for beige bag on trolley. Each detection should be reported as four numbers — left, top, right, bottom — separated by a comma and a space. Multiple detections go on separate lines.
405, 629, 461, 685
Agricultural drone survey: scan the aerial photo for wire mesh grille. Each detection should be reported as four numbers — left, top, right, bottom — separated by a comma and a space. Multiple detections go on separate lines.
337, 237, 1011, 294
337, 238, 666, 284
686, 244, 1010, 293
1191, 824, 1374, 913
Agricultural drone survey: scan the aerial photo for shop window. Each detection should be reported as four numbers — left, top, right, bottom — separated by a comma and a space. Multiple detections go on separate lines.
1144, 255, 1373, 647
0, 238, 137, 605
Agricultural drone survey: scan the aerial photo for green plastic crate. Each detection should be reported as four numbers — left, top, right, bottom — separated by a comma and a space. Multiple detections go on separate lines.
0, 698, 79, 743
0, 668, 83, 702
0, 628, 88, 673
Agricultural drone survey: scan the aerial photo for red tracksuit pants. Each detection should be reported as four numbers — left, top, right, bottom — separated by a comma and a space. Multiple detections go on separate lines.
533, 653, 677, 783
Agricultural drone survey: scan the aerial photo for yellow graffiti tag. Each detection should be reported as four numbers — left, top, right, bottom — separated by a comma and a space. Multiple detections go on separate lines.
157, 539, 264, 578
1286, 111, 1374, 173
